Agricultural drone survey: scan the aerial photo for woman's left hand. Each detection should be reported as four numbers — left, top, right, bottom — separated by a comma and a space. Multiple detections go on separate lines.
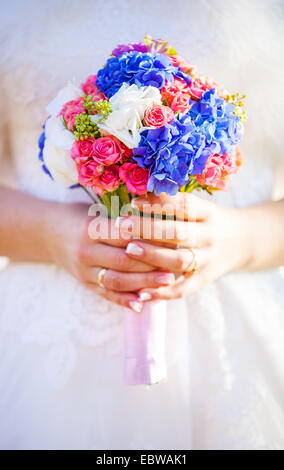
116, 192, 252, 301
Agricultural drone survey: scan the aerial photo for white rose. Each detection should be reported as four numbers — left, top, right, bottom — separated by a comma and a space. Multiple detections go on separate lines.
46, 82, 82, 117
43, 116, 77, 187
43, 140, 78, 187
110, 83, 161, 117
93, 83, 161, 148
45, 115, 76, 149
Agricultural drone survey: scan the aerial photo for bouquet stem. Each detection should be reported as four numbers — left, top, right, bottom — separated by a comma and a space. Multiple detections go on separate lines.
118, 184, 131, 207
124, 300, 167, 385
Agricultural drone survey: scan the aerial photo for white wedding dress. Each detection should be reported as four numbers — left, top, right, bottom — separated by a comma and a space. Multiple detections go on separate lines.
0, 0, 284, 450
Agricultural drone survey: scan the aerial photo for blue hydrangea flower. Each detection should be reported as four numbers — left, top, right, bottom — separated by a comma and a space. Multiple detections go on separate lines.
96, 51, 191, 98
38, 130, 45, 162
133, 90, 243, 195
133, 115, 211, 195
37, 121, 53, 179
188, 89, 243, 155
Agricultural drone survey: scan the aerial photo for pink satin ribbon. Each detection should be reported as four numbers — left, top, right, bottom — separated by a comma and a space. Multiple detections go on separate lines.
124, 300, 167, 385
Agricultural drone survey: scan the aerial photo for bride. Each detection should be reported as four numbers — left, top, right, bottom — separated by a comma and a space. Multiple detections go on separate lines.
0, 0, 284, 450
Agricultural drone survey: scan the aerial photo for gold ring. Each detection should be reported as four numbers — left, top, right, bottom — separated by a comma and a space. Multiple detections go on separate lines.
193, 259, 199, 272
188, 248, 199, 273
97, 268, 107, 288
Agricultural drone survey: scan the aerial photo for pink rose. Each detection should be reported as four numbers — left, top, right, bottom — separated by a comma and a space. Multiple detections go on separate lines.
119, 163, 149, 196
188, 77, 226, 101
168, 55, 199, 77
202, 76, 227, 98
196, 155, 226, 190
161, 79, 190, 105
144, 104, 174, 128
71, 138, 96, 163
188, 78, 209, 101
170, 93, 190, 113
219, 148, 242, 177
59, 98, 85, 131
92, 90, 107, 102
92, 165, 120, 195
77, 159, 104, 188
93, 136, 122, 166
221, 154, 238, 175
119, 141, 133, 161
196, 151, 241, 190
190, 76, 227, 100
81, 74, 106, 101
92, 89, 106, 103
81, 75, 97, 95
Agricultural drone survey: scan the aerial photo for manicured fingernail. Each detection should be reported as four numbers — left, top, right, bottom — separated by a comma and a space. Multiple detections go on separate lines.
138, 292, 152, 301
156, 273, 175, 286
126, 243, 144, 256
129, 301, 143, 313
175, 275, 185, 285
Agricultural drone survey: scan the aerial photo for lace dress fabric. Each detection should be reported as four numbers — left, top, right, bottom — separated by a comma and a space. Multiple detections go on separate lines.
0, 0, 284, 450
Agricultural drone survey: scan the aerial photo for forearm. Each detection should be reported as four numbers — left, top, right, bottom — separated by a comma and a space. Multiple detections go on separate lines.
0, 186, 66, 263
239, 199, 284, 270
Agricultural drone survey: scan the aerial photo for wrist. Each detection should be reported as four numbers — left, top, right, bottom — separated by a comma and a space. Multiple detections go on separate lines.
44, 201, 90, 268
41, 201, 71, 265
232, 207, 256, 271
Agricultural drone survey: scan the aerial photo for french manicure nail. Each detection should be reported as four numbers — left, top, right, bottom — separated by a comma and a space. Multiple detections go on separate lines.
129, 301, 143, 313
175, 275, 185, 285
156, 273, 175, 286
138, 292, 152, 301
126, 243, 144, 256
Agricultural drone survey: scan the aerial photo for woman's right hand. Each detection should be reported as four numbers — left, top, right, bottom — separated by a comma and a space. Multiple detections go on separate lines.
49, 203, 175, 311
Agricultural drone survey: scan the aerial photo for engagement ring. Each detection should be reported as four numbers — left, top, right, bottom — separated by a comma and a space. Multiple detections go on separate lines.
97, 268, 107, 288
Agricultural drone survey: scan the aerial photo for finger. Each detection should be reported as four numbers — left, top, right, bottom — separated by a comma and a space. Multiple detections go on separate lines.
88, 216, 131, 247
116, 215, 210, 248
88, 267, 176, 292
132, 192, 211, 221
84, 243, 154, 272
87, 283, 144, 313
126, 241, 207, 272
137, 270, 204, 301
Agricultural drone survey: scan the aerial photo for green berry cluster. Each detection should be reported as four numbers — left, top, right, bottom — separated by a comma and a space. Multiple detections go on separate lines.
82, 94, 97, 114
82, 95, 112, 122
93, 99, 112, 122
73, 113, 101, 140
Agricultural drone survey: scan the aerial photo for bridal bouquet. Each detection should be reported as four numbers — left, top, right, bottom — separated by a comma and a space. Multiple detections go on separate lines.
38, 35, 246, 385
